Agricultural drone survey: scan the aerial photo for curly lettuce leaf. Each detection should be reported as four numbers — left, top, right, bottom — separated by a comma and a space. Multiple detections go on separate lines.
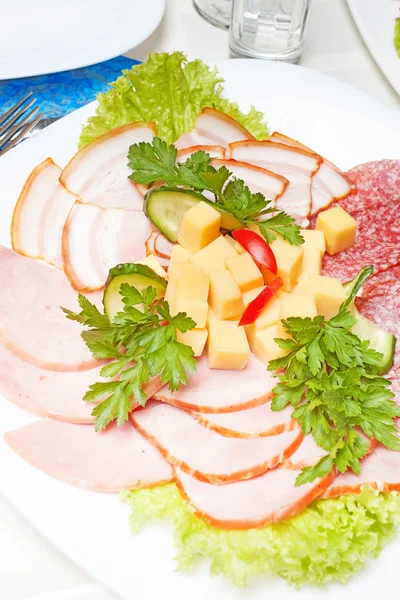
121, 484, 400, 588
395, 18, 400, 58
78, 52, 269, 148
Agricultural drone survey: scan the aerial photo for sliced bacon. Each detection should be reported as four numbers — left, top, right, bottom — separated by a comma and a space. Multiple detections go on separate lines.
192, 401, 298, 438
177, 145, 226, 162
11, 158, 76, 268
60, 122, 155, 210
229, 141, 321, 226
154, 354, 277, 413
62, 201, 152, 291
175, 108, 255, 150
323, 445, 400, 498
131, 401, 303, 484
269, 132, 354, 215
175, 465, 335, 530
4, 419, 172, 492
0, 245, 102, 372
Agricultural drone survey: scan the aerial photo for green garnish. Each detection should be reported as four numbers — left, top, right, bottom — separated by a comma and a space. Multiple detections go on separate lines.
128, 139, 303, 246
395, 17, 400, 58
63, 285, 197, 431
269, 268, 400, 485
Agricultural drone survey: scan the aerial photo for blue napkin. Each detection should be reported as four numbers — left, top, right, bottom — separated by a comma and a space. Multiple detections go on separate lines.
0, 56, 138, 119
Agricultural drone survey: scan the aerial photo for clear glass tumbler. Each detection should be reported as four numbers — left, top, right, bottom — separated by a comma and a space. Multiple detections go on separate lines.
229, 0, 312, 62
193, 0, 232, 30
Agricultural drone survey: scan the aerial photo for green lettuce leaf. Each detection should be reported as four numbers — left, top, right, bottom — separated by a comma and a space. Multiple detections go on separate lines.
78, 52, 269, 148
395, 18, 400, 58
121, 484, 400, 588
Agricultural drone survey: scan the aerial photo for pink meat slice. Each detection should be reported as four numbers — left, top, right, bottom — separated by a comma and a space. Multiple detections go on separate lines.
192, 401, 297, 438
4, 419, 173, 492
176, 145, 226, 162
323, 445, 400, 498
144, 229, 171, 267
175, 465, 335, 529
131, 401, 303, 484
153, 354, 277, 413
0, 245, 102, 372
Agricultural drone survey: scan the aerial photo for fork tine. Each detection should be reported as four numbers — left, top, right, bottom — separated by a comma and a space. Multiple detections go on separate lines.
0, 97, 36, 137
0, 112, 43, 157
0, 92, 33, 128
0, 106, 40, 147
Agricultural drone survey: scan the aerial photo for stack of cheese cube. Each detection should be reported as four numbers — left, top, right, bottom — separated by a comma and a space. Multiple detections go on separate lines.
162, 201, 357, 371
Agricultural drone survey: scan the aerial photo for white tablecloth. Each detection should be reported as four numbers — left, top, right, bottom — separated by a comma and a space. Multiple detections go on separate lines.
1, 0, 399, 598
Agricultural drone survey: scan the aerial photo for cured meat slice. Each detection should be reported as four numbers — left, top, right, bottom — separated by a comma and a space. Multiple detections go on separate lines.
11, 158, 77, 269
5, 419, 173, 492
192, 401, 297, 438
131, 401, 303, 484
0, 245, 102, 372
316, 160, 400, 281
212, 158, 288, 204
154, 354, 277, 413
323, 445, 400, 498
62, 201, 152, 291
177, 145, 226, 162
144, 229, 171, 267
175, 465, 335, 529
60, 122, 155, 210
229, 141, 321, 225
175, 108, 254, 150
269, 132, 354, 215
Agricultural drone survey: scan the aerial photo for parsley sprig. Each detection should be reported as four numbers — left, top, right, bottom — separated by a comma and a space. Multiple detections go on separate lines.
269, 269, 400, 485
127, 138, 303, 246
63, 284, 197, 431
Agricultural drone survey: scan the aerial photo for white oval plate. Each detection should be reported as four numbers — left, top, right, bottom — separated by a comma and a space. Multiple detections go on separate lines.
347, 0, 400, 95
0, 0, 165, 80
1, 60, 400, 599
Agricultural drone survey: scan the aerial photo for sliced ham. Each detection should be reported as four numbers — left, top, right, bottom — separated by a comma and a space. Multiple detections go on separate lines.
144, 229, 171, 267
229, 141, 321, 226
0, 245, 102, 372
192, 401, 298, 438
212, 158, 288, 204
175, 465, 335, 529
11, 158, 76, 268
323, 445, 400, 498
131, 401, 303, 484
175, 108, 255, 150
60, 122, 155, 210
62, 201, 152, 291
154, 354, 277, 413
177, 145, 226, 162
4, 419, 173, 492
269, 132, 354, 216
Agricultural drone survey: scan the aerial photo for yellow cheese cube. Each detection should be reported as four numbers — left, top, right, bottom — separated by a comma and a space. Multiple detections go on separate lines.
209, 269, 243, 320
233, 241, 246, 254
316, 206, 357, 255
166, 263, 209, 326
225, 253, 264, 293
276, 294, 318, 338
309, 274, 346, 320
269, 235, 304, 292
224, 234, 236, 248
207, 319, 250, 370
206, 307, 218, 326
300, 229, 326, 253
242, 286, 265, 307
245, 296, 281, 347
190, 235, 237, 274
177, 328, 208, 357
178, 201, 221, 253
174, 297, 208, 328
276, 289, 290, 302
138, 255, 167, 278
301, 248, 323, 276
252, 325, 288, 366
169, 244, 192, 265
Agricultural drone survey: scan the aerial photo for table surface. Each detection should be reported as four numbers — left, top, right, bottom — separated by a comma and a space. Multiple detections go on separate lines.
1, 0, 399, 598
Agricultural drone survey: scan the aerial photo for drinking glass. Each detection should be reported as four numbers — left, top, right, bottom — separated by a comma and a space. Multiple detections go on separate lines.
229, 0, 312, 62
193, 0, 232, 30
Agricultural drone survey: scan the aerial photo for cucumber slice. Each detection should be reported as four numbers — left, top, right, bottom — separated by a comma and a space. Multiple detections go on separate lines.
144, 187, 242, 242
343, 269, 396, 375
103, 263, 167, 321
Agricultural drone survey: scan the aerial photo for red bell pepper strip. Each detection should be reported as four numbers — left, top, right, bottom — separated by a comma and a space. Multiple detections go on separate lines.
232, 229, 277, 275
239, 277, 283, 326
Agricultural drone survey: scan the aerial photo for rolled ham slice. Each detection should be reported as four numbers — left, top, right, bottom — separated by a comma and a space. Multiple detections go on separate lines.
62, 201, 152, 291
192, 401, 298, 438
269, 132, 354, 216
229, 141, 321, 226
131, 401, 303, 484
323, 445, 400, 498
154, 354, 277, 413
4, 419, 173, 492
60, 122, 155, 210
175, 465, 335, 529
175, 108, 255, 150
0, 245, 102, 372
11, 158, 76, 268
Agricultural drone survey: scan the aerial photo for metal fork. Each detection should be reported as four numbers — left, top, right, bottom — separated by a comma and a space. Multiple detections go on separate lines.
0, 92, 43, 157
